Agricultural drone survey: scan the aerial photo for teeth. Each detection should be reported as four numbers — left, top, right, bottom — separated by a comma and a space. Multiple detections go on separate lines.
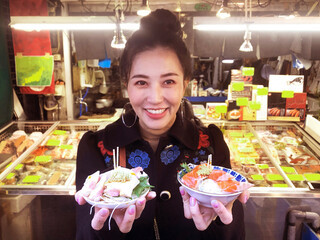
147, 109, 165, 114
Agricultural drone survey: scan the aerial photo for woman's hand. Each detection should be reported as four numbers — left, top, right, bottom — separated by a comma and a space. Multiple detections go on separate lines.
75, 190, 156, 233
179, 186, 249, 231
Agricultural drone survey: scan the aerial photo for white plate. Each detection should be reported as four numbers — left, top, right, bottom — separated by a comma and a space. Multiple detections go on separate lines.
84, 189, 150, 209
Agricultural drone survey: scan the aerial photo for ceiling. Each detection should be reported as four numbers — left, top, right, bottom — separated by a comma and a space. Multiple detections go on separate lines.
57, 0, 320, 17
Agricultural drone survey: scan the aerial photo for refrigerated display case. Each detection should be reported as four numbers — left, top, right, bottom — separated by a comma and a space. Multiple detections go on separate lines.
201, 120, 320, 198
0, 120, 319, 198
0, 121, 104, 195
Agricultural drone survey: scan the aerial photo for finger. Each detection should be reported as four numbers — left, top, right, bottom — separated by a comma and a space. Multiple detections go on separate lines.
179, 186, 192, 219
189, 197, 208, 231
135, 197, 146, 219
237, 190, 249, 204
146, 191, 156, 201
75, 191, 87, 205
91, 208, 110, 230
211, 200, 233, 225
118, 205, 136, 233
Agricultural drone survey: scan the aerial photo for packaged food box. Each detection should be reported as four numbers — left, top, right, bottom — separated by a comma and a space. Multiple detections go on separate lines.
206, 103, 227, 120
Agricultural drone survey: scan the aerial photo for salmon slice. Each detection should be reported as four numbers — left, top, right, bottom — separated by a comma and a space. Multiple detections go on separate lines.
208, 170, 234, 182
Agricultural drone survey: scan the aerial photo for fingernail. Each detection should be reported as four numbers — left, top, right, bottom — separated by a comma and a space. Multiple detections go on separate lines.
138, 199, 145, 206
100, 209, 108, 217
128, 205, 135, 215
211, 200, 219, 208
179, 187, 185, 196
190, 197, 196, 207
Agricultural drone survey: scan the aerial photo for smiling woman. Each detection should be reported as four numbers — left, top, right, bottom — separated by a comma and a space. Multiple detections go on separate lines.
75, 9, 249, 240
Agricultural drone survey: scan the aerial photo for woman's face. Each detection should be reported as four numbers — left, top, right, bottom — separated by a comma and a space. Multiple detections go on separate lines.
127, 47, 187, 135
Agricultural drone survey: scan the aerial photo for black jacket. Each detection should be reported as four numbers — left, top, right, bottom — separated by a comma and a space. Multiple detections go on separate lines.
75, 112, 245, 240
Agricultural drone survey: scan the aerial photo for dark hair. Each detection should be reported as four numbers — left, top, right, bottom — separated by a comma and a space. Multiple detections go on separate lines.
120, 9, 192, 83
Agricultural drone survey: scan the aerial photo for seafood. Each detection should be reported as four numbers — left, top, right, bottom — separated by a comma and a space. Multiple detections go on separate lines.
81, 167, 152, 205
181, 163, 253, 194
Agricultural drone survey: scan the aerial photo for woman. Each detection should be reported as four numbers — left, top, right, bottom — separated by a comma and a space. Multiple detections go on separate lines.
75, 9, 249, 240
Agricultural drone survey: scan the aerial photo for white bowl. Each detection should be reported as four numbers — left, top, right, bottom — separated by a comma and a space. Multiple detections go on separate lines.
177, 164, 248, 207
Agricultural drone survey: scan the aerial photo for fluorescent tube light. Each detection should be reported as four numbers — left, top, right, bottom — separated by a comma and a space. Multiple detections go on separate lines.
10, 16, 139, 31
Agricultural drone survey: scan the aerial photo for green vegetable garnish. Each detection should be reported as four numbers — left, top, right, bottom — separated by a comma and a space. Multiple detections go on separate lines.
132, 176, 154, 197
197, 164, 212, 176
180, 163, 192, 177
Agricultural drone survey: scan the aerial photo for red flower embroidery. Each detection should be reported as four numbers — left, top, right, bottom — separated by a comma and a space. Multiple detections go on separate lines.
198, 131, 210, 149
97, 141, 113, 156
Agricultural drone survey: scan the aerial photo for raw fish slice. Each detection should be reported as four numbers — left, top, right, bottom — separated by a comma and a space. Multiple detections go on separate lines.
217, 180, 253, 193
217, 180, 240, 193
181, 170, 203, 189
208, 170, 234, 182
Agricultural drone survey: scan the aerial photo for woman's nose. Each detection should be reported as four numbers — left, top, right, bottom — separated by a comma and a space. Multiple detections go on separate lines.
148, 84, 163, 103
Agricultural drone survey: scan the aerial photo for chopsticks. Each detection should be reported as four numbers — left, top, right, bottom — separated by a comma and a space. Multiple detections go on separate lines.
207, 154, 212, 167
113, 146, 119, 169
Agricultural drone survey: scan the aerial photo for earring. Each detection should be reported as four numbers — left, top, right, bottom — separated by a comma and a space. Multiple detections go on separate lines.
180, 98, 185, 121
121, 102, 137, 128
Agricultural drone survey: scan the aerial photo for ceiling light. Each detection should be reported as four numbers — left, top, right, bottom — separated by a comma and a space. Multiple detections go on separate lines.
9, 16, 139, 31
222, 59, 235, 64
137, 0, 151, 16
239, 30, 253, 52
216, 0, 231, 19
111, 8, 127, 49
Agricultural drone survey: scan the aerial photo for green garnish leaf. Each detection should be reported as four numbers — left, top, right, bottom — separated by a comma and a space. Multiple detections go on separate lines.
197, 164, 212, 176
133, 176, 153, 197
180, 163, 192, 178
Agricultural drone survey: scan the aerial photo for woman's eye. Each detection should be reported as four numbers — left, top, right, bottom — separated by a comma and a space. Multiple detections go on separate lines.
164, 79, 175, 85
135, 80, 147, 86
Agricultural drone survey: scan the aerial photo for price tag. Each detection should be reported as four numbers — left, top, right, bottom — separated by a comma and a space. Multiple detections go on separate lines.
35, 156, 52, 163
266, 174, 284, 181
229, 132, 243, 137
240, 158, 256, 164
232, 82, 244, 91
215, 105, 227, 114
60, 145, 73, 150
14, 164, 23, 170
281, 91, 294, 98
249, 101, 261, 110
281, 166, 296, 174
22, 175, 41, 183
6, 173, 15, 179
288, 174, 304, 181
257, 87, 268, 96
244, 132, 254, 138
53, 130, 66, 135
304, 173, 320, 181
258, 164, 269, 169
242, 67, 254, 76
47, 139, 60, 146
236, 97, 249, 106
251, 174, 264, 180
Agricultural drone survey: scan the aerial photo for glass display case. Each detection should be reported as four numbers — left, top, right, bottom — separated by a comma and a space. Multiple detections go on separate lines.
0, 120, 320, 198
203, 120, 320, 198
0, 121, 103, 195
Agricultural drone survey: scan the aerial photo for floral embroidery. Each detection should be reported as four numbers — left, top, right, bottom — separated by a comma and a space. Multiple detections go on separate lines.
193, 157, 199, 164
199, 149, 205, 156
198, 131, 210, 149
128, 149, 150, 169
97, 141, 107, 155
104, 156, 111, 164
160, 145, 180, 165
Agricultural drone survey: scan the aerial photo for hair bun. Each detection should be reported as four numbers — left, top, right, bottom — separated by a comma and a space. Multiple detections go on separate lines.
140, 9, 182, 38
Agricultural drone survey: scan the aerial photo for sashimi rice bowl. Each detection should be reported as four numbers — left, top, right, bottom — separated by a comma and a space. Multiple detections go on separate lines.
80, 166, 152, 209
177, 163, 253, 207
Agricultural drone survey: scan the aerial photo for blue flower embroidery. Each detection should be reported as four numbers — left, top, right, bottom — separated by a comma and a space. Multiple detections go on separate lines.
128, 149, 150, 169
193, 157, 199, 164
104, 156, 111, 164
199, 150, 205, 156
160, 145, 180, 165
